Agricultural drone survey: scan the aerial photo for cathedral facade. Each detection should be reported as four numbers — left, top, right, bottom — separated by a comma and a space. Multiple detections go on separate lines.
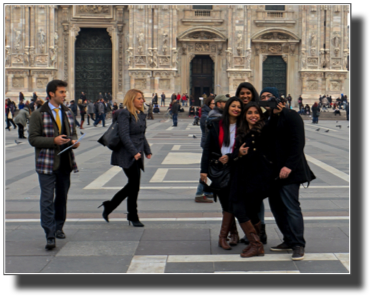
5, 5, 350, 105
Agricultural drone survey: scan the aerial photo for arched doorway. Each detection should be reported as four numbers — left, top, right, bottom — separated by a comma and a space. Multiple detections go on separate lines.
75, 28, 112, 102
262, 56, 287, 97
190, 55, 214, 106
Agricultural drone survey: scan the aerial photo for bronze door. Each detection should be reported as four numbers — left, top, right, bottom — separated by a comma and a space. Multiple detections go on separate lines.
75, 28, 112, 102
190, 55, 214, 106
263, 56, 287, 97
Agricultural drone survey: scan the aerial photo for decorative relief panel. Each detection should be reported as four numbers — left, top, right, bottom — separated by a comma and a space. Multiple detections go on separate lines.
307, 57, 318, 66
234, 57, 245, 67
159, 79, 171, 89
134, 79, 147, 90
135, 56, 147, 65
35, 55, 48, 64
158, 56, 171, 66
233, 79, 245, 89
307, 80, 319, 91
12, 77, 24, 88
12, 55, 24, 64
195, 43, 210, 52
74, 5, 113, 18
37, 78, 49, 88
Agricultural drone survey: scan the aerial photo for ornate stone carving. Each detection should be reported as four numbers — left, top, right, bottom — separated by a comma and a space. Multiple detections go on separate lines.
234, 57, 244, 66
233, 79, 246, 90
226, 49, 233, 68
236, 32, 243, 56
289, 44, 296, 55
54, 31, 59, 46
310, 48, 317, 57
254, 44, 260, 55
49, 47, 56, 67
127, 48, 134, 67
261, 44, 268, 53
23, 48, 29, 66
311, 5, 317, 12
307, 57, 318, 66
329, 81, 341, 91
29, 47, 35, 66
331, 58, 342, 67
343, 50, 349, 70
12, 77, 24, 88
195, 43, 210, 52
162, 31, 168, 55
332, 32, 341, 48
282, 54, 288, 63
181, 43, 187, 55
263, 55, 268, 62
334, 47, 340, 57
307, 80, 318, 90
245, 49, 251, 69
172, 49, 179, 69
5, 46, 11, 66
158, 56, 171, 66
310, 33, 317, 47
37, 78, 48, 88
135, 79, 147, 90
14, 28, 22, 52
137, 31, 144, 55
187, 31, 217, 40
148, 49, 158, 68
106, 27, 114, 43
159, 79, 170, 89
154, 71, 173, 78
12, 55, 23, 64
268, 44, 282, 54
78, 5, 110, 14
35, 55, 48, 64
260, 33, 291, 40
301, 49, 306, 69
217, 43, 223, 56
135, 56, 146, 65
130, 71, 151, 78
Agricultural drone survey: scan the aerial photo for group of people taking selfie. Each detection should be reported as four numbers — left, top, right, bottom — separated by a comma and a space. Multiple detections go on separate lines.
198, 82, 315, 260
30, 80, 314, 262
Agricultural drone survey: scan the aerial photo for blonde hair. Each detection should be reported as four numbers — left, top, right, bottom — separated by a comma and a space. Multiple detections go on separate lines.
78, 99, 83, 105
123, 89, 144, 122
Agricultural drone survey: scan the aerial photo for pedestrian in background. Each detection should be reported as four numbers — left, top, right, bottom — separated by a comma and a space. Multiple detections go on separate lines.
161, 92, 166, 106
28, 80, 80, 250
311, 102, 320, 124
87, 100, 95, 125
171, 99, 179, 127
69, 100, 80, 127
200, 97, 243, 250
99, 89, 152, 227
14, 105, 30, 138
19, 91, 25, 103
78, 99, 87, 129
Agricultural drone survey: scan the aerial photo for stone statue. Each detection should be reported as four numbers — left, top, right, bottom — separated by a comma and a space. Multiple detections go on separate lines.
137, 31, 144, 47
226, 49, 233, 68
172, 49, 178, 69
162, 32, 168, 46
5, 46, 11, 66
14, 28, 22, 51
301, 50, 306, 68
54, 31, 59, 46
38, 28, 46, 45
332, 35, 341, 48
50, 47, 56, 67
310, 33, 316, 47
245, 49, 251, 69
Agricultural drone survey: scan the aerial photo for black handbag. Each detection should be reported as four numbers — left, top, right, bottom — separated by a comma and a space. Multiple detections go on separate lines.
97, 121, 120, 150
207, 153, 231, 191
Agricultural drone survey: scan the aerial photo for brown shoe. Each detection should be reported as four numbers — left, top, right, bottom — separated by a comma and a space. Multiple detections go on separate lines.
239, 221, 264, 257
228, 219, 239, 246
218, 211, 234, 250
195, 195, 213, 203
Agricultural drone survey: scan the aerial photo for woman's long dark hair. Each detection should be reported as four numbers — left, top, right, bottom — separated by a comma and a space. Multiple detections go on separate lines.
237, 102, 265, 144
235, 82, 260, 103
221, 97, 243, 147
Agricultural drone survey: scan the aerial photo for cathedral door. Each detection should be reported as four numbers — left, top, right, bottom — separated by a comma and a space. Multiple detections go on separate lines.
262, 56, 287, 97
75, 28, 112, 102
190, 55, 214, 106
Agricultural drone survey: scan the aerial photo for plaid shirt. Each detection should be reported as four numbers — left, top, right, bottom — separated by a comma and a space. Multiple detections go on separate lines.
36, 110, 78, 174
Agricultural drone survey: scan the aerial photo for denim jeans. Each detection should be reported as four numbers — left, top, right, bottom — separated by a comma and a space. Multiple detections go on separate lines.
172, 114, 178, 126
195, 182, 212, 197
268, 183, 305, 247
94, 113, 105, 126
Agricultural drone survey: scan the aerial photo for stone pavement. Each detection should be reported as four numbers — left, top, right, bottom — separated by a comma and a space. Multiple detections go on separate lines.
5, 113, 350, 274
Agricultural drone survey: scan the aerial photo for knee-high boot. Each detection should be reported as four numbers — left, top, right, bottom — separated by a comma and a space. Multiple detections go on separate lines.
239, 221, 264, 257
228, 218, 239, 246
218, 211, 234, 250
98, 200, 119, 222
80, 120, 84, 129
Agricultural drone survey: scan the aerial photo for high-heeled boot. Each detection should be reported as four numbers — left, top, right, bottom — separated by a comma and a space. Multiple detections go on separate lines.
98, 200, 118, 222
239, 221, 264, 257
228, 218, 239, 246
127, 213, 144, 227
218, 211, 234, 250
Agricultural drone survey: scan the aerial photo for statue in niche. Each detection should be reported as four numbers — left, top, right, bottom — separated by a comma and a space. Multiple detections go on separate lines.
226, 49, 233, 68
14, 28, 22, 51
54, 32, 59, 46
127, 49, 134, 67
5, 47, 11, 66
137, 31, 144, 55
162, 32, 168, 46
332, 35, 341, 48
172, 49, 179, 69
50, 47, 56, 67
236, 32, 243, 56
245, 49, 251, 69
301, 50, 307, 68
24, 49, 29, 65
310, 33, 316, 47
38, 28, 46, 45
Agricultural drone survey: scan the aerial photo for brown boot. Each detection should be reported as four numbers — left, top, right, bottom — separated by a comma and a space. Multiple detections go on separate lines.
218, 212, 234, 250
239, 221, 264, 257
228, 218, 239, 246
80, 120, 84, 129
242, 221, 262, 253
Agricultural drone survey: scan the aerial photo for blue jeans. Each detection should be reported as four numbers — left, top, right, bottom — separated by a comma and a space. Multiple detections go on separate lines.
268, 183, 305, 247
172, 114, 178, 126
195, 182, 213, 197
94, 113, 105, 126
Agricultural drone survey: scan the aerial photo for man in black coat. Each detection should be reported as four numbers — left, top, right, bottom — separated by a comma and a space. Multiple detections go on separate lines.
80, 92, 87, 102
171, 99, 179, 127
260, 87, 315, 261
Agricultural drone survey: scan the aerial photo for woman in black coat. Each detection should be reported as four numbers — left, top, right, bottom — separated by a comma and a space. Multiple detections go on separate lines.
229, 103, 276, 257
99, 89, 152, 227
19, 92, 24, 103
200, 97, 243, 250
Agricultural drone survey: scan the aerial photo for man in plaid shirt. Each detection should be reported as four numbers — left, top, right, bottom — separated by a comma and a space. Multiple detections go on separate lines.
29, 80, 80, 250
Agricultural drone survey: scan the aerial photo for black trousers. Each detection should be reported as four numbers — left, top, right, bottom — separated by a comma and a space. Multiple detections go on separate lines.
17, 123, 24, 138
110, 161, 141, 220
232, 195, 262, 224
216, 185, 231, 213
87, 113, 95, 124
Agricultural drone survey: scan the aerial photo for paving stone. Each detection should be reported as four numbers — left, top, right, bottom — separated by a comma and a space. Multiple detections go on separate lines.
141, 228, 210, 241
135, 241, 210, 255
294, 260, 349, 273
6, 229, 79, 241
6, 240, 69, 256
165, 262, 214, 273
6, 256, 52, 273
303, 238, 349, 253
71, 229, 143, 241
304, 227, 349, 239
41, 255, 133, 273
56, 241, 139, 256
214, 261, 298, 272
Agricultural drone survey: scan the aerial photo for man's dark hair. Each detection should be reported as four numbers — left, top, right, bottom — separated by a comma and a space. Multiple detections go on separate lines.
204, 96, 214, 107
46, 80, 67, 99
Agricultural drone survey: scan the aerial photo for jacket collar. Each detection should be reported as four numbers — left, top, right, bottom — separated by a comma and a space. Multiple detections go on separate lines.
40, 101, 70, 113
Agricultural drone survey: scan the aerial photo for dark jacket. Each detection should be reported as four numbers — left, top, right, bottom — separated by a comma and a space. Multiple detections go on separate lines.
171, 93, 177, 102
111, 109, 152, 171
231, 124, 275, 200
270, 108, 316, 186
200, 104, 212, 148
311, 104, 320, 117
80, 94, 87, 101
200, 119, 236, 174
32, 93, 38, 102
171, 101, 180, 115
69, 103, 78, 116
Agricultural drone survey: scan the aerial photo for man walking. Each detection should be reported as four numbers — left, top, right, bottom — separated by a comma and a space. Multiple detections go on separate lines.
94, 99, 106, 127
28, 80, 80, 250
161, 92, 166, 106
87, 100, 95, 125
171, 99, 179, 127
69, 100, 80, 127
260, 87, 315, 261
